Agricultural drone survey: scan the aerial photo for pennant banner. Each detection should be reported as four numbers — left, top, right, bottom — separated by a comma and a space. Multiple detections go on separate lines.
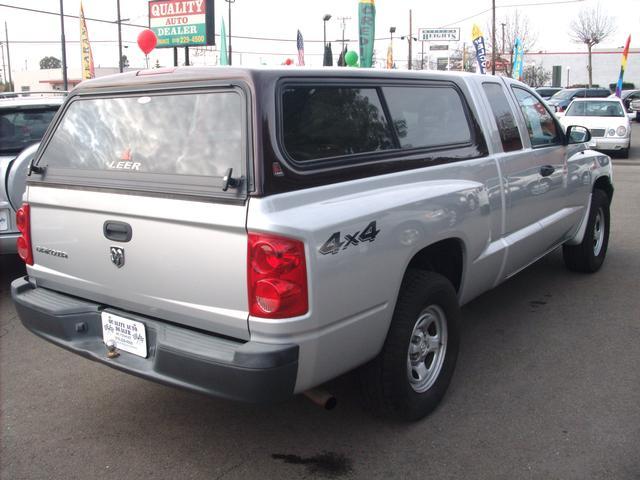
615, 35, 631, 97
472, 24, 487, 74
80, 2, 95, 80
512, 37, 524, 80
297, 30, 305, 66
358, 0, 375, 68
386, 43, 393, 69
219, 18, 228, 65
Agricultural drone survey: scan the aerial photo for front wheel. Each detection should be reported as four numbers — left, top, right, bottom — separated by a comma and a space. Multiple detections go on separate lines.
563, 189, 610, 273
359, 270, 460, 421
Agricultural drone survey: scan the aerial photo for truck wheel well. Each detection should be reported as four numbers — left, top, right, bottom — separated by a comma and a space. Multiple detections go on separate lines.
594, 176, 613, 204
406, 239, 464, 293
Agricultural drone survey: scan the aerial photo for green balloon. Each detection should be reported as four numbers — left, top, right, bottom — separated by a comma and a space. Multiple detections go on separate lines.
345, 51, 358, 67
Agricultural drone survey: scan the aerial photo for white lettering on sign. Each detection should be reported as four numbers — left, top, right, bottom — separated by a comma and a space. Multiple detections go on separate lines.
150, 0, 205, 18
157, 25, 198, 36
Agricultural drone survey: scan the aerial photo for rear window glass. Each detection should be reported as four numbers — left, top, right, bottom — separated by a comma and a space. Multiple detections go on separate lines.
382, 86, 472, 149
40, 91, 243, 179
0, 108, 58, 156
281, 86, 394, 162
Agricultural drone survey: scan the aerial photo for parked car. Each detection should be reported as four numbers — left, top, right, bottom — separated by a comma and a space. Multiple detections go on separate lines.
608, 89, 640, 115
535, 86, 562, 100
546, 87, 611, 113
0, 94, 64, 254
11, 68, 613, 420
558, 98, 631, 158
630, 98, 640, 122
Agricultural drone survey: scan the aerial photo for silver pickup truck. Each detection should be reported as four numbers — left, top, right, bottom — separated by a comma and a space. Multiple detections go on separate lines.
11, 68, 613, 420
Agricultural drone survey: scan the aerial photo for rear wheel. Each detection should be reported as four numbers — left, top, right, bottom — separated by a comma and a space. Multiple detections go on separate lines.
359, 270, 460, 421
563, 189, 610, 273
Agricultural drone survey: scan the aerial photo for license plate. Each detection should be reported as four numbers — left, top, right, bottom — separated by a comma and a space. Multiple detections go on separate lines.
588, 140, 597, 148
101, 312, 147, 358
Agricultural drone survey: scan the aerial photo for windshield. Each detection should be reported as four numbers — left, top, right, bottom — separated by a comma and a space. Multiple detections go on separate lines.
566, 101, 625, 117
0, 107, 58, 155
549, 90, 576, 100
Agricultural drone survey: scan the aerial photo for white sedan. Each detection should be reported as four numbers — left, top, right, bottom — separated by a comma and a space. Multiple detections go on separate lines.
558, 98, 631, 158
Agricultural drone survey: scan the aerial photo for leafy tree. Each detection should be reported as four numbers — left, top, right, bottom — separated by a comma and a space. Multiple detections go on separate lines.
569, 4, 615, 87
39, 56, 62, 69
522, 65, 551, 87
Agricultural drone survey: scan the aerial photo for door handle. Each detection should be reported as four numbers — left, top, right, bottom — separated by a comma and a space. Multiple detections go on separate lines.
103, 221, 132, 242
540, 165, 555, 177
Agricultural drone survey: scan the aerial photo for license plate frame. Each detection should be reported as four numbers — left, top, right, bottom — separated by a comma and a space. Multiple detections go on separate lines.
101, 311, 148, 358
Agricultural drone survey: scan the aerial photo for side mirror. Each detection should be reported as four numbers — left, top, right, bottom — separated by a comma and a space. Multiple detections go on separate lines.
566, 125, 591, 145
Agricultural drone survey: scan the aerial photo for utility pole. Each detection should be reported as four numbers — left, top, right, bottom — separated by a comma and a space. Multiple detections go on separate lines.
59, 0, 68, 90
408, 9, 412, 70
117, 0, 123, 72
491, 0, 496, 75
501, 22, 506, 57
4, 22, 12, 90
337, 16, 351, 54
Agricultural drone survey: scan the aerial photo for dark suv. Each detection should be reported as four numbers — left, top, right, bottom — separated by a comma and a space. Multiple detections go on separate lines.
546, 88, 611, 113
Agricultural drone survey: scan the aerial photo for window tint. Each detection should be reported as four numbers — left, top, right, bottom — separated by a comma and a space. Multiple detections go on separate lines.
482, 83, 522, 152
41, 91, 244, 179
382, 86, 472, 149
512, 87, 561, 148
0, 108, 58, 155
281, 86, 394, 162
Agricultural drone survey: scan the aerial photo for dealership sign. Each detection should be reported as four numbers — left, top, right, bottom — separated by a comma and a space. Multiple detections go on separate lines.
149, 0, 215, 48
418, 28, 460, 42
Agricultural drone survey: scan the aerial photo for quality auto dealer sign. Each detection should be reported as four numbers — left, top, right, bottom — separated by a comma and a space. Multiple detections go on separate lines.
149, 0, 215, 48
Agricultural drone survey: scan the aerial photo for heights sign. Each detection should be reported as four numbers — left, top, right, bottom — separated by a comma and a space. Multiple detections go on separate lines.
149, 0, 215, 48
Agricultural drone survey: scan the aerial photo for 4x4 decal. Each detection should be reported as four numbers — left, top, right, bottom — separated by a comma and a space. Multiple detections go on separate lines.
319, 221, 380, 255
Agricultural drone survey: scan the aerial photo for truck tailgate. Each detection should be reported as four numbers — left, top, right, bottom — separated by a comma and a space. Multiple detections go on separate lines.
27, 185, 249, 340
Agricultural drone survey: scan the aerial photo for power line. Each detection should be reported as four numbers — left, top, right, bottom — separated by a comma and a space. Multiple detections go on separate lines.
438, 0, 585, 28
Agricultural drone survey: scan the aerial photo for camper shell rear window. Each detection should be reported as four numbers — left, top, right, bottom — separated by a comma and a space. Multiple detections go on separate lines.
33, 86, 250, 199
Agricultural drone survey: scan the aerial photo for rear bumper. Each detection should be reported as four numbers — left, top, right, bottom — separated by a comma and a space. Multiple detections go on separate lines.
11, 277, 299, 403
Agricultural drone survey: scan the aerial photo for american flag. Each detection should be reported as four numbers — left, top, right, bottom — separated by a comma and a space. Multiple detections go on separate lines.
297, 30, 305, 66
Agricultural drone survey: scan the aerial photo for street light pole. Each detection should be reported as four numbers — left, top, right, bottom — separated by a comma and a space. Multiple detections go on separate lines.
501, 22, 506, 57
225, 0, 235, 66
59, 0, 68, 91
323, 14, 332, 48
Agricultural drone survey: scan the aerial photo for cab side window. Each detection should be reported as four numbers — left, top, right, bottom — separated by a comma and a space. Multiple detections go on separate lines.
482, 82, 522, 152
512, 87, 562, 148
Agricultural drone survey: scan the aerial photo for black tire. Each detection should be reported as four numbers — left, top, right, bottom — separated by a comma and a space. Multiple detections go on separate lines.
359, 270, 460, 421
563, 189, 610, 273
619, 148, 629, 159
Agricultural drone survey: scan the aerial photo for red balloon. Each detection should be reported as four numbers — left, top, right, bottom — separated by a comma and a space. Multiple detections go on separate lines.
284, 58, 293, 66
137, 29, 157, 55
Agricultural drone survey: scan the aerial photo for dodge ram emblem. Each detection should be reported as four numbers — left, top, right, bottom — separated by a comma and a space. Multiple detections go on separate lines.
110, 247, 125, 268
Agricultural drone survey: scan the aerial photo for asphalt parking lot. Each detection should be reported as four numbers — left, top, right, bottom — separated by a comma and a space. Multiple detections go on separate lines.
1, 125, 639, 480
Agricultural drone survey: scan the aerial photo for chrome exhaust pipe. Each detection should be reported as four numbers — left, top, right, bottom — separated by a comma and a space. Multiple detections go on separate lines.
303, 388, 337, 410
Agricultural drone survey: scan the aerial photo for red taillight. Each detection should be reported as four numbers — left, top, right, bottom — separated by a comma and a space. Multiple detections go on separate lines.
248, 233, 308, 318
16, 203, 33, 265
